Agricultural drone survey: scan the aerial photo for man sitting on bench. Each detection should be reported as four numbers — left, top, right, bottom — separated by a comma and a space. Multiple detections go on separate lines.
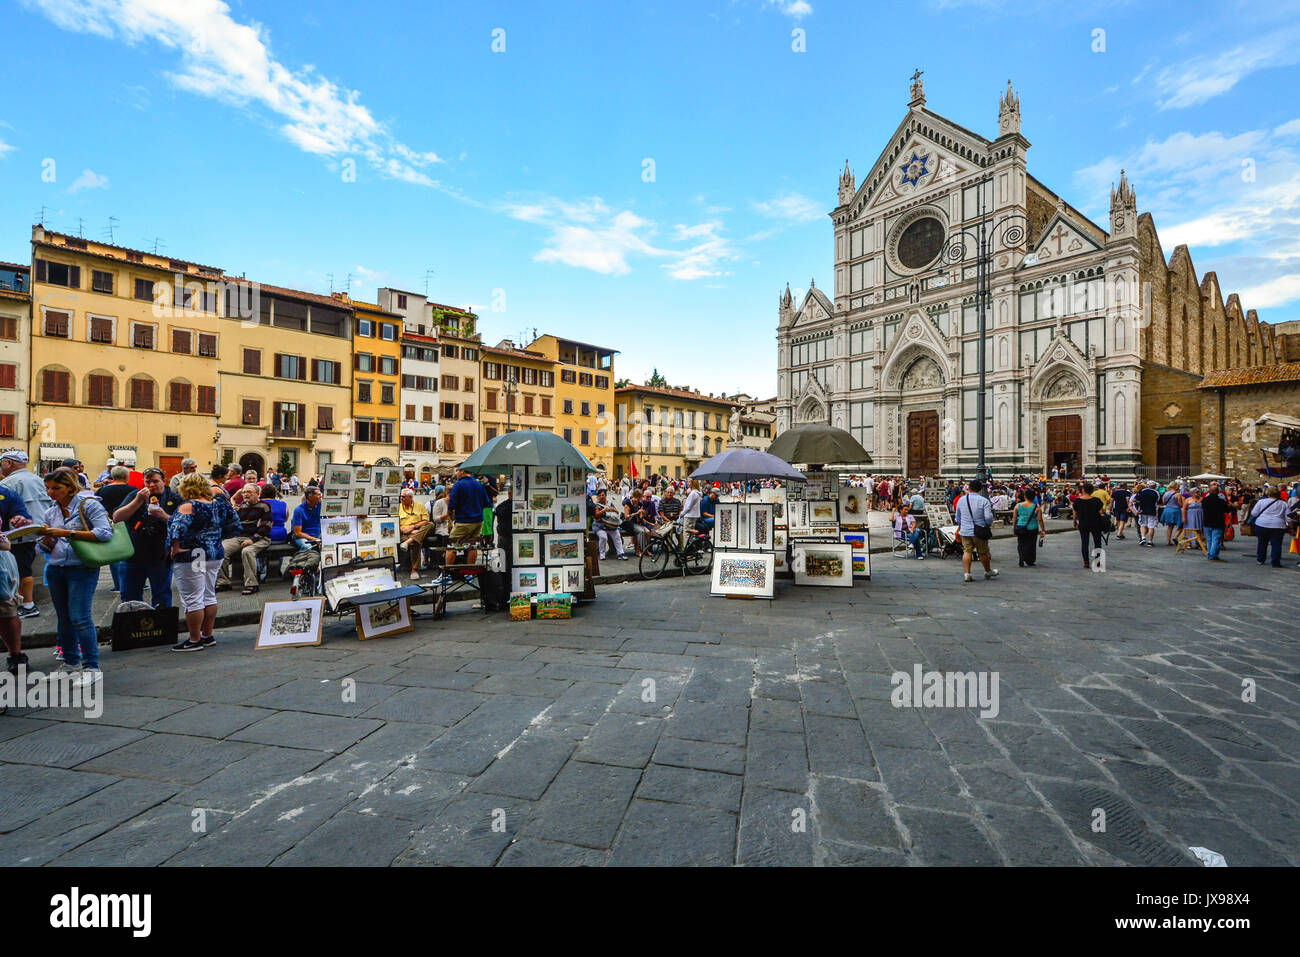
446, 466, 491, 568
398, 488, 434, 580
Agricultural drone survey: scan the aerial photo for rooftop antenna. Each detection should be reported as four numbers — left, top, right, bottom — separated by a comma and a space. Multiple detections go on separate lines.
34, 205, 48, 226
77, 217, 86, 238
324, 272, 334, 293
103, 216, 119, 244
422, 268, 435, 296
344, 272, 354, 295
147, 237, 166, 255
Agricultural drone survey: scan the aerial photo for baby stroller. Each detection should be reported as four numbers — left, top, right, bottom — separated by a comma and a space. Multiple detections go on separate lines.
286, 546, 321, 599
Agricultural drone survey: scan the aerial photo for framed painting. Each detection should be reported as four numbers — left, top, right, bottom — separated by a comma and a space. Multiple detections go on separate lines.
256, 598, 325, 649
786, 499, 808, 532
544, 532, 584, 565
841, 530, 872, 578
808, 501, 839, 525
358, 517, 376, 539
838, 487, 867, 527
336, 543, 356, 564
562, 565, 584, 593
534, 510, 554, 531
323, 464, 353, 494
772, 500, 785, 524
512, 508, 531, 530
793, 543, 853, 587
530, 489, 556, 511
355, 596, 413, 639
511, 566, 546, 594
546, 566, 566, 594
512, 466, 527, 500
323, 498, 345, 517
554, 497, 586, 531
353, 466, 372, 485
713, 503, 739, 548
512, 533, 540, 565
321, 548, 338, 568
323, 517, 358, 545
710, 551, 775, 599
529, 467, 556, 489
747, 504, 774, 551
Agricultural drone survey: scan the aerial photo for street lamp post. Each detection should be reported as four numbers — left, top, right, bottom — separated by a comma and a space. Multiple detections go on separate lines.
502, 373, 518, 434
934, 177, 1031, 483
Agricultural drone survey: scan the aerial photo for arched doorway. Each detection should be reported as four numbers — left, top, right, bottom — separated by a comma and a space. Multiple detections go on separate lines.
239, 452, 265, 476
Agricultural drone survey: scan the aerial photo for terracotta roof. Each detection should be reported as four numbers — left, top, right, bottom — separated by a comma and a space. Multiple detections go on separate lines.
0, 261, 28, 272
226, 279, 350, 310
1199, 362, 1300, 389
0, 288, 30, 303
616, 384, 739, 407
428, 301, 476, 316
36, 228, 222, 273
481, 344, 554, 362
402, 332, 438, 343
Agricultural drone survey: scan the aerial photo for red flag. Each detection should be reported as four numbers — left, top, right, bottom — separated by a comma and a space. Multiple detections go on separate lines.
630, 459, 639, 479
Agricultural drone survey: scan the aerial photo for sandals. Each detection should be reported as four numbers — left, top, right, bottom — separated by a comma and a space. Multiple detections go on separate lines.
241, 586, 259, 595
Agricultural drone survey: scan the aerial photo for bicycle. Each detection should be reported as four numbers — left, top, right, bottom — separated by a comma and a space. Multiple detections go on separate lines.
639, 522, 713, 579
286, 543, 322, 599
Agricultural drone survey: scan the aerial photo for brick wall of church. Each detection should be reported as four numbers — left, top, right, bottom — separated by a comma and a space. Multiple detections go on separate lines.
1199, 382, 1300, 480
1139, 362, 1203, 471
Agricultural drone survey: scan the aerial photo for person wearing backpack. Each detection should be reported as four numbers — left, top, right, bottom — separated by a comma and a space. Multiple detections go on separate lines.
166, 473, 242, 651
1247, 486, 1289, 569
956, 479, 999, 583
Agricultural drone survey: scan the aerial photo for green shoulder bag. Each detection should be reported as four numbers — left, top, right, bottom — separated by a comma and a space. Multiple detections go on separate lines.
69, 498, 136, 568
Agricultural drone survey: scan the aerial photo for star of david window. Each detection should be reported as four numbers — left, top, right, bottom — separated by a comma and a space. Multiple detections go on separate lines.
899, 152, 929, 187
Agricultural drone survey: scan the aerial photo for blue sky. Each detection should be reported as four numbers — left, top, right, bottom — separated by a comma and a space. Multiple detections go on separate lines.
3, 0, 1298, 396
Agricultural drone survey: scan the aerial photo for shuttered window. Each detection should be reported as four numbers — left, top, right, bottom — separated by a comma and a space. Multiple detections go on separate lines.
317, 406, 334, 430
43, 369, 72, 403
89, 316, 114, 343
243, 348, 261, 375
129, 377, 154, 410
0, 415, 13, 438
198, 333, 218, 357
132, 324, 155, 349
197, 385, 217, 414
242, 399, 260, 425
168, 381, 192, 412
0, 316, 16, 340
0, 364, 15, 389
173, 329, 192, 354
87, 374, 114, 407
44, 311, 70, 337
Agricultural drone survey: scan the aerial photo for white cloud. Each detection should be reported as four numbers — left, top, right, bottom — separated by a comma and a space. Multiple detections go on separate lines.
0, 139, 14, 158
764, 0, 813, 18
24, 0, 443, 186
750, 192, 823, 223
501, 196, 735, 279
1275, 118, 1300, 138
1238, 273, 1300, 309
68, 169, 109, 192
1146, 27, 1300, 109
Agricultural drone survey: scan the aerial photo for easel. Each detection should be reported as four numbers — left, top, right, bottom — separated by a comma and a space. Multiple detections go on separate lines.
1176, 527, 1207, 554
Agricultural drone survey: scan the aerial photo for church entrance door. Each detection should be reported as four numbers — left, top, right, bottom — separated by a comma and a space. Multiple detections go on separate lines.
1046, 414, 1082, 478
907, 410, 939, 478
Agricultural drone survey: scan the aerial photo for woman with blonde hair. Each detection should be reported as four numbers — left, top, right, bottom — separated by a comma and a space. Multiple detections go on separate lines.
37, 467, 113, 682
166, 472, 241, 652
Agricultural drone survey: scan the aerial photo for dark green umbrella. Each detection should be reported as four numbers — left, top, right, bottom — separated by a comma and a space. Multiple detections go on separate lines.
767, 425, 873, 466
458, 430, 597, 474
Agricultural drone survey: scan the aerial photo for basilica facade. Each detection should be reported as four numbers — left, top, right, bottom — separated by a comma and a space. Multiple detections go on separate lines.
775, 76, 1282, 479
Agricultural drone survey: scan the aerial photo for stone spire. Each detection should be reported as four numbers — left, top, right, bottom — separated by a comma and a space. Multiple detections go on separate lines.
838, 159, 855, 205
1109, 168, 1137, 240
998, 79, 1020, 136
909, 68, 925, 108
779, 283, 794, 322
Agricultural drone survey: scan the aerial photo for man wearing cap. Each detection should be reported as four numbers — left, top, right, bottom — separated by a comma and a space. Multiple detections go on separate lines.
94, 458, 118, 489
0, 451, 52, 618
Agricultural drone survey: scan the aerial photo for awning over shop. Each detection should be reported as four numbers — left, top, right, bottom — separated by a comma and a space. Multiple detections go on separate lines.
109, 447, 138, 465
39, 444, 75, 460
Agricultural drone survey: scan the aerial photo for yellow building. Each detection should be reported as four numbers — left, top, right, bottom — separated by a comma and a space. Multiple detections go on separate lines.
615, 384, 738, 482
215, 280, 353, 478
528, 335, 617, 472
480, 340, 557, 441
344, 296, 402, 465
28, 226, 224, 476
430, 303, 481, 465
0, 262, 30, 449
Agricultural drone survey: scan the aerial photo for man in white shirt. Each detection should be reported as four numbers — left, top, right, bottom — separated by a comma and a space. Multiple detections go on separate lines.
955, 479, 999, 583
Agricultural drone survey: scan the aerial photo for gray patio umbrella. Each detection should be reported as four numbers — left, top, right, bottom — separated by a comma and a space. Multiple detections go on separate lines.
458, 430, 598, 474
689, 448, 807, 484
767, 425, 873, 466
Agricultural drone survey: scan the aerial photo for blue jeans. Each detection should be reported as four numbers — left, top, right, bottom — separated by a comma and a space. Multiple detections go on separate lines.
293, 537, 318, 552
109, 560, 127, 591
910, 529, 927, 557
122, 561, 174, 608
46, 564, 100, 669
1205, 527, 1224, 560
1255, 527, 1284, 567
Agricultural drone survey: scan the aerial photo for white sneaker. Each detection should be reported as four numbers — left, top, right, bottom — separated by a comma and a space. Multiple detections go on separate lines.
985, 569, 1000, 579
410, 569, 420, 580
74, 668, 102, 687
963, 573, 973, 582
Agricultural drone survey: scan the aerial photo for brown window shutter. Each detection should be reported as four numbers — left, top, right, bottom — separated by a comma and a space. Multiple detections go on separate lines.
35, 260, 46, 282
244, 349, 260, 375
273, 353, 283, 378
0, 414, 13, 438
57, 371, 70, 403
318, 406, 333, 430
273, 401, 282, 434
310, 359, 319, 382
69, 265, 80, 289
198, 386, 216, 414
297, 357, 306, 381
173, 329, 191, 353
143, 378, 154, 409
298, 406, 306, 436
0, 364, 14, 389
199, 333, 217, 357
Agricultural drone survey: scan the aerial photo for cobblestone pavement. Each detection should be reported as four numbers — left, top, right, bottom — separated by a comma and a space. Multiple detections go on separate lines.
1, 535, 1296, 866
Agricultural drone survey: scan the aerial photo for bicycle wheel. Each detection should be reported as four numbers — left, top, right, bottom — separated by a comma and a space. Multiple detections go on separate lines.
685, 537, 713, 575
639, 539, 671, 580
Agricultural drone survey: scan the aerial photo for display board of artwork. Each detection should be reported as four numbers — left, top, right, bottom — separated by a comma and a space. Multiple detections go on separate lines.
800, 470, 839, 501
256, 598, 325, 649
322, 464, 402, 518
793, 542, 854, 587
747, 504, 774, 550
713, 502, 781, 552
710, 550, 775, 599
841, 530, 872, 579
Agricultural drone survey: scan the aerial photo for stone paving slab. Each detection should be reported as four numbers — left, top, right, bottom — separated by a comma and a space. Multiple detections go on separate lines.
2, 533, 1297, 866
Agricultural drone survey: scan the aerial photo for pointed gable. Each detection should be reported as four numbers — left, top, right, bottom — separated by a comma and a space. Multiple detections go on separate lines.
1026, 209, 1103, 266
